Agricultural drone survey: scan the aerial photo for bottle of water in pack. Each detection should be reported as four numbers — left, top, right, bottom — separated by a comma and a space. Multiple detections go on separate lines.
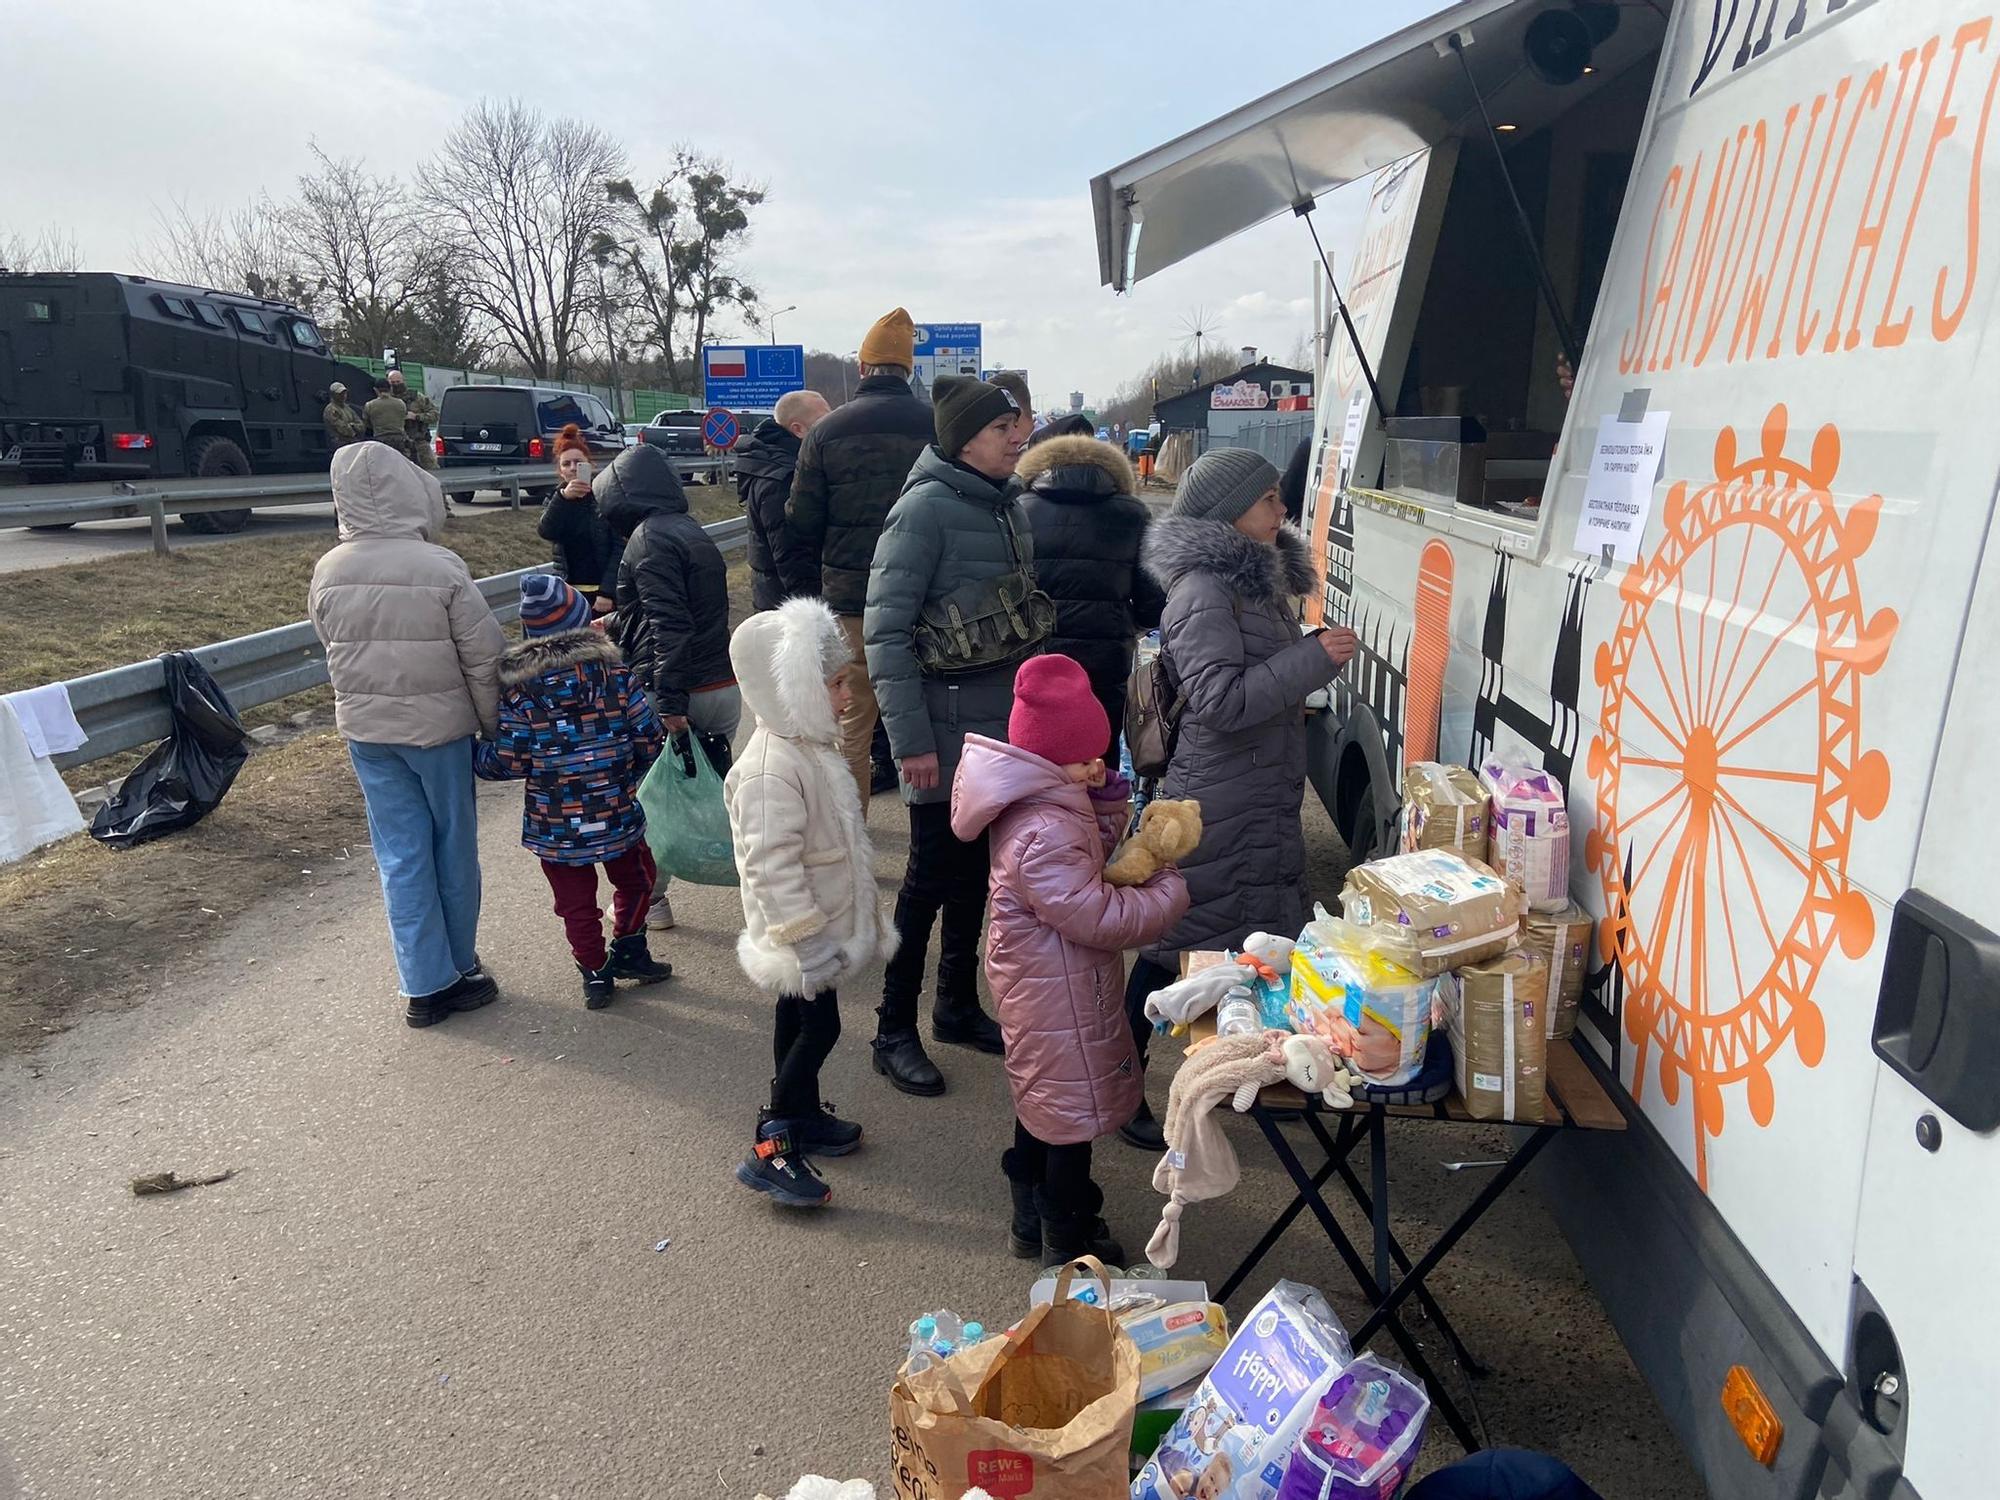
902, 1310, 966, 1373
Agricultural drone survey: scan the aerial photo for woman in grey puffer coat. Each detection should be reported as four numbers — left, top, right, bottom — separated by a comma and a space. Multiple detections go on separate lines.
1117, 448, 1357, 1148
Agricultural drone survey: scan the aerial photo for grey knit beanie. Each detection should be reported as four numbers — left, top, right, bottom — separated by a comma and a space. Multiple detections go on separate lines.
1172, 447, 1281, 523
934, 375, 1020, 459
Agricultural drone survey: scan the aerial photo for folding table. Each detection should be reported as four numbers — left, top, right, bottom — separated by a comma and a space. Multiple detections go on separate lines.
1175, 953, 1627, 1454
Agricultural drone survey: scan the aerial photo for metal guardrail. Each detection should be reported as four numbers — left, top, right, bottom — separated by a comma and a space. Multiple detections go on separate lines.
0, 464, 561, 555
46, 513, 748, 771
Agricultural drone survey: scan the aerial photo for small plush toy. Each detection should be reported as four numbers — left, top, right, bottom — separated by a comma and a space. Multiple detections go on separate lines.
1281, 1033, 1357, 1109
1142, 932, 1297, 1034
1105, 798, 1203, 887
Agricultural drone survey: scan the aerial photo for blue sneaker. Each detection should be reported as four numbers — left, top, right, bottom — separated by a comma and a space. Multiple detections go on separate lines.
734, 1121, 830, 1208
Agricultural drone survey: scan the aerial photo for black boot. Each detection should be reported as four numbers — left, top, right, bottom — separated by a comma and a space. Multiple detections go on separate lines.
871, 1030, 945, 1096
607, 932, 672, 984
1037, 1183, 1128, 1270
1119, 1097, 1167, 1152
405, 969, 499, 1028
792, 1101, 863, 1158
932, 997, 1004, 1055
579, 960, 616, 1010
1000, 1148, 1041, 1259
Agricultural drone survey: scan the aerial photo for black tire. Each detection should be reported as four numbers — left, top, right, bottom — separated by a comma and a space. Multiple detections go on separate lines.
180, 436, 254, 534
28, 521, 77, 532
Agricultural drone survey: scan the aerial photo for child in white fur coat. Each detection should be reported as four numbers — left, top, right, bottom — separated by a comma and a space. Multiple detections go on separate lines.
724, 598, 897, 1209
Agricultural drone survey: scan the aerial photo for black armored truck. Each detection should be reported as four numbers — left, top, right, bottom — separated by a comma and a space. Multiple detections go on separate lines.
0, 271, 380, 531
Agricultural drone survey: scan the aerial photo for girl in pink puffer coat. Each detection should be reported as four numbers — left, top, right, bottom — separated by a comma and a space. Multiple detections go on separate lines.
951, 654, 1189, 1267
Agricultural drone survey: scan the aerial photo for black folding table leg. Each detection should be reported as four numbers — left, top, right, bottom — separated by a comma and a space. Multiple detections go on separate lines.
1216, 1114, 1360, 1303
1369, 1109, 1392, 1295
1301, 1112, 1490, 1379
1353, 1127, 1559, 1348
1248, 1106, 1483, 1454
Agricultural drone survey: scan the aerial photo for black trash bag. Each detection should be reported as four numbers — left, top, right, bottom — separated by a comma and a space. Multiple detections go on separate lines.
89, 652, 253, 849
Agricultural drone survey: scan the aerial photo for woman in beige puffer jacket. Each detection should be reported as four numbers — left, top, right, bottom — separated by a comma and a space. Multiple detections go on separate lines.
308, 442, 507, 1025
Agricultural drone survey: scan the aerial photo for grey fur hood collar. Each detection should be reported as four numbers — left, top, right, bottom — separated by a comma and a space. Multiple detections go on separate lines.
1142, 516, 1318, 603
497, 628, 624, 687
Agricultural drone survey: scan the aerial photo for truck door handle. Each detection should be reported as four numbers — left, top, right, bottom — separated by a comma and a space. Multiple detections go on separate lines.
1871, 890, 2000, 1130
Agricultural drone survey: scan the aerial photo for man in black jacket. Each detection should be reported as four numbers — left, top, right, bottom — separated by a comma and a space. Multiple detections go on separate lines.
598, 444, 736, 930
738, 389, 830, 612
782, 308, 934, 802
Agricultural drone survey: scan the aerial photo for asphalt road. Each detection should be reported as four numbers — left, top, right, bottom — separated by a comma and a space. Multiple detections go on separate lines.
0, 778, 1699, 1499
0, 491, 523, 575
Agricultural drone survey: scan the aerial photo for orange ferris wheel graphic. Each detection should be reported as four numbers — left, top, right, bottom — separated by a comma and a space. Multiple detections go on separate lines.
1585, 406, 1898, 1189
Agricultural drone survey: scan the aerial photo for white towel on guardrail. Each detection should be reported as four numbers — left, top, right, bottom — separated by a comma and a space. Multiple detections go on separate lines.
0, 699, 85, 864
2, 682, 87, 759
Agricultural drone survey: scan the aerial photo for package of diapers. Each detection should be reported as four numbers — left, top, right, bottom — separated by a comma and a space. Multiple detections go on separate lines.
1399, 762, 1488, 862
1132, 1281, 1354, 1500
1522, 901, 1593, 1040
1339, 850, 1524, 978
1480, 757, 1572, 913
1288, 912, 1440, 1088
1274, 1355, 1431, 1500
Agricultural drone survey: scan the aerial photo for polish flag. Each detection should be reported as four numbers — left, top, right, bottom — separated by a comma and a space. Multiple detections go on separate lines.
706, 349, 746, 379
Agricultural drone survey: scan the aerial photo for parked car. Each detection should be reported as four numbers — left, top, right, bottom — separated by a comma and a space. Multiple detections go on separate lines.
435, 385, 626, 495
635, 409, 728, 483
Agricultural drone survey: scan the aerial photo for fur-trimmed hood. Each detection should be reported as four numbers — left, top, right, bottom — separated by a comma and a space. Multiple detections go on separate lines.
1141, 516, 1317, 603
729, 596, 849, 746
1014, 434, 1136, 501
497, 626, 624, 688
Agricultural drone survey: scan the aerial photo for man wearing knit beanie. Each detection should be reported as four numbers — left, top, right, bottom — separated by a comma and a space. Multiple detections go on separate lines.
518, 573, 595, 637
860, 363, 1048, 1096
783, 308, 934, 803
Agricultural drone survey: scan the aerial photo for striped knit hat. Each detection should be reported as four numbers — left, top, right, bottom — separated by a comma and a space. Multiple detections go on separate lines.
519, 574, 592, 636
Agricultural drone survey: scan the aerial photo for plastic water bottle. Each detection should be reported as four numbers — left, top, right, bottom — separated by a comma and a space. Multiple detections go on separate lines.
1216, 985, 1262, 1038
961, 1321, 985, 1345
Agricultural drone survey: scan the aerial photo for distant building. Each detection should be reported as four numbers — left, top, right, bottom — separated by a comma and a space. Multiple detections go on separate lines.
1151, 353, 1313, 453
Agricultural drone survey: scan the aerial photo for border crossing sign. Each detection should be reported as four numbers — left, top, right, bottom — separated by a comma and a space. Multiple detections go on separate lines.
703, 407, 739, 449
911, 322, 982, 404
702, 344, 806, 407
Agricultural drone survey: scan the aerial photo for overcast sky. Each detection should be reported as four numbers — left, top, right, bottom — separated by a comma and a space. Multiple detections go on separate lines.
6, 0, 1449, 405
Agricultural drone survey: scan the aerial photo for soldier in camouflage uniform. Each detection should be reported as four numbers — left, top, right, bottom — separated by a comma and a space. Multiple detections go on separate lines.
363, 381, 412, 459
387, 369, 440, 472
323, 382, 365, 450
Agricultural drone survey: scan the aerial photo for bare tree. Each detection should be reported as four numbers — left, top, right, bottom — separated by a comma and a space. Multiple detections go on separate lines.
0, 225, 84, 272
422, 99, 626, 379
143, 195, 317, 309
283, 143, 421, 357
601, 149, 764, 393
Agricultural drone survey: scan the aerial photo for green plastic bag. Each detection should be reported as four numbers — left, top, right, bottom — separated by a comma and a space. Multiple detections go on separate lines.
639, 734, 739, 886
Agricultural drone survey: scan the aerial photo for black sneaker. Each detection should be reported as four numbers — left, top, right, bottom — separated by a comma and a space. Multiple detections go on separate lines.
607, 933, 673, 985
579, 961, 617, 1010
734, 1122, 830, 1208
404, 970, 499, 1028
793, 1102, 863, 1158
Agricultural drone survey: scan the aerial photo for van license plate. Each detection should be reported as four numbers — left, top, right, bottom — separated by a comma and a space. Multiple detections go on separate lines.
468, 443, 502, 453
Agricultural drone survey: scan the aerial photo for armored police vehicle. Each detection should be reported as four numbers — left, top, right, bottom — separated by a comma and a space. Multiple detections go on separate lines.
0, 271, 378, 531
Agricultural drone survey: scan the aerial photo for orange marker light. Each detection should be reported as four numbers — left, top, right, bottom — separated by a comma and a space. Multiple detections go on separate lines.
1721, 1365, 1783, 1467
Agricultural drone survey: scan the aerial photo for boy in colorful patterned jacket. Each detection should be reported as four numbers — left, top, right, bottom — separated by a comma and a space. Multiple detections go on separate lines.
476, 574, 674, 1007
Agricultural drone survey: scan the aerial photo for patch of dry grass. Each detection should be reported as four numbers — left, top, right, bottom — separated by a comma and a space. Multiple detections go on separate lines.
0, 509, 555, 696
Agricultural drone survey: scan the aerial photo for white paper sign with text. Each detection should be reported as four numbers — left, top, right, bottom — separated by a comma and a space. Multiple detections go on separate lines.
1573, 411, 1670, 563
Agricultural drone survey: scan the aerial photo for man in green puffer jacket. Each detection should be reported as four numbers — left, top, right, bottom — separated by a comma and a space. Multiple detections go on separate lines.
864, 375, 1046, 1098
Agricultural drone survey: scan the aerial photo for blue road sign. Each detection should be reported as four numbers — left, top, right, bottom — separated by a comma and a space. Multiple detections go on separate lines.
702, 343, 807, 407
702, 407, 740, 448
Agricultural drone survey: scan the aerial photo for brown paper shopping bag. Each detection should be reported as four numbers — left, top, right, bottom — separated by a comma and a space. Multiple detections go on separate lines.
888, 1257, 1140, 1500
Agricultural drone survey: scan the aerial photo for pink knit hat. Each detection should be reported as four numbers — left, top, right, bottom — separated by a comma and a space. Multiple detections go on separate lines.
1008, 654, 1110, 766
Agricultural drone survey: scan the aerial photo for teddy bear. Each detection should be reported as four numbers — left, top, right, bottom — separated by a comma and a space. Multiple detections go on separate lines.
1104, 798, 1203, 887
1141, 932, 1297, 1034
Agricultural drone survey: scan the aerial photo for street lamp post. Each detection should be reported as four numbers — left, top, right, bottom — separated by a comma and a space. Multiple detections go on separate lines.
840, 349, 859, 404
768, 304, 797, 345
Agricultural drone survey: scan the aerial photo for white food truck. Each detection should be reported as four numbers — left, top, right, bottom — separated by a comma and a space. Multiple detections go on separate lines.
1093, 3, 1999, 1496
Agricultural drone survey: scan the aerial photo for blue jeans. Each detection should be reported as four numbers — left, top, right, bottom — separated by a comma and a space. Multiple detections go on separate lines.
348, 737, 482, 997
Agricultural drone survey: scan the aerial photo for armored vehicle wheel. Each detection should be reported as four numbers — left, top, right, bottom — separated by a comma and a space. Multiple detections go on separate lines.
181, 436, 254, 533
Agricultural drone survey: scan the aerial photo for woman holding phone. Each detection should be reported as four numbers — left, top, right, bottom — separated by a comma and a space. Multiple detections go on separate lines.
538, 424, 618, 614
